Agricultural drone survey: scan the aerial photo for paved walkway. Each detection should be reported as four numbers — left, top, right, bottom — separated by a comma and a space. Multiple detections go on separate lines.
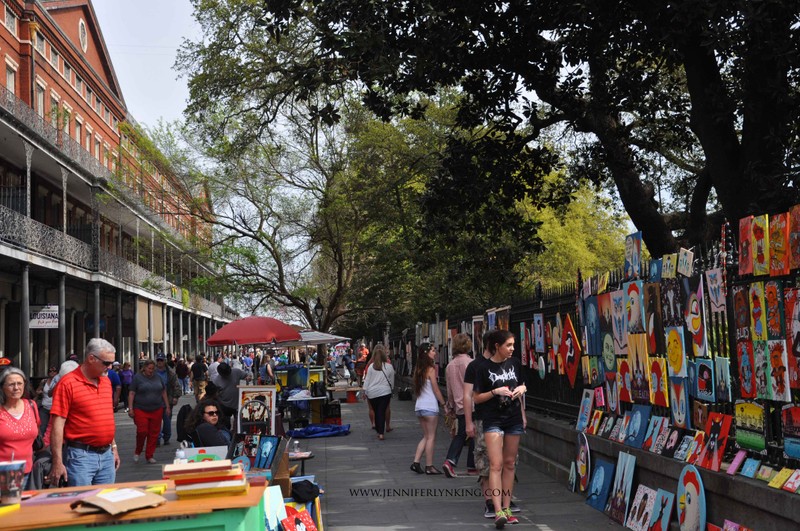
114, 389, 623, 530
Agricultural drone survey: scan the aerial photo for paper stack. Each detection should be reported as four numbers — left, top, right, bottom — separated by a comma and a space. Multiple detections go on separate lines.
162, 460, 249, 498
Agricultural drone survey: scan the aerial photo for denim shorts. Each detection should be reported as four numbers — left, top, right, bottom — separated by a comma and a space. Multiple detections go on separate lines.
483, 422, 525, 436
415, 409, 439, 417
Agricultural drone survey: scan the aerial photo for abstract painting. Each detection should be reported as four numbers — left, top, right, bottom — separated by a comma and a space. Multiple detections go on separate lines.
648, 357, 669, 407
769, 211, 789, 277
660, 278, 683, 328
647, 489, 675, 531
697, 413, 733, 472
790, 204, 800, 271
559, 313, 582, 388
751, 214, 769, 276
665, 326, 687, 378
669, 377, 691, 429
533, 313, 545, 353
611, 289, 629, 355
662, 253, 677, 279
682, 276, 708, 358
624, 231, 642, 281
677, 247, 694, 277
715, 356, 731, 402
624, 404, 652, 449
695, 358, 715, 402
705, 268, 726, 314
585, 295, 601, 356
626, 484, 656, 531
676, 465, 706, 531
735, 400, 766, 453
764, 280, 785, 340
618, 358, 633, 404
628, 333, 650, 403
753, 340, 771, 400
732, 285, 751, 342
738, 343, 757, 399
586, 459, 615, 513
626, 281, 646, 334
739, 216, 753, 276
782, 287, 800, 389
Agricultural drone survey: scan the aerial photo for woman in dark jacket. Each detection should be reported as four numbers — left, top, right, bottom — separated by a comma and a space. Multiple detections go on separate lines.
184, 399, 231, 447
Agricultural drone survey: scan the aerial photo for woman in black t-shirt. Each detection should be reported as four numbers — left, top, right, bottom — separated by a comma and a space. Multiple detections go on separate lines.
473, 330, 527, 528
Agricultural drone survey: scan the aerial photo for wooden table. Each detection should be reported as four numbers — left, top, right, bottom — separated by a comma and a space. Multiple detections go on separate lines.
6, 480, 265, 531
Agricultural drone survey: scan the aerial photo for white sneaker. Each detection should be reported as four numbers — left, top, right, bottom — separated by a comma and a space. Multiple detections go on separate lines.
133, 454, 140, 463
147, 458, 157, 464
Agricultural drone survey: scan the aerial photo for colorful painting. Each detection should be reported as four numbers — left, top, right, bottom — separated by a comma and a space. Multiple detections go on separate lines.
726, 450, 747, 476
618, 358, 633, 404
473, 318, 484, 357
649, 258, 663, 282
673, 434, 695, 461
661, 426, 685, 458
589, 356, 602, 387
559, 313, 582, 388
692, 401, 709, 432
602, 333, 616, 375
588, 410, 604, 435
533, 314, 545, 353
677, 247, 694, 277
740, 458, 760, 478
715, 357, 731, 402
642, 415, 665, 452
586, 459, 615, 513
612, 289, 629, 355
751, 214, 770, 276
669, 377, 691, 429
660, 279, 683, 328
782, 469, 800, 493
783, 287, 800, 389
617, 413, 632, 443
598, 291, 613, 334
687, 360, 697, 398
749, 282, 768, 341
496, 307, 510, 331
648, 357, 669, 407
626, 281, 646, 334
686, 431, 707, 465
625, 231, 642, 281
520, 322, 529, 367
705, 268, 726, 314
769, 211, 789, 276
665, 326, 687, 378
695, 358, 715, 402
768, 339, 791, 402
732, 285, 751, 341
676, 465, 706, 531
605, 378, 620, 414
628, 333, 650, 402
606, 451, 636, 524
576, 388, 594, 432
753, 340, 771, 400
643, 283, 665, 355
764, 280, 785, 339
648, 489, 675, 531
735, 400, 766, 453
782, 405, 800, 460
625, 404, 652, 449
737, 341, 756, 398
626, 484, 656, 531
651, 421, 671, 455
585, 296, 601, 356
697, 413, 732, 472
682, 276, 708, 358
662, 253, 677, 279
790, 204, 800, 271
576, 432, 591, 492
599, 271, 610, 294
739, 216, 753, 276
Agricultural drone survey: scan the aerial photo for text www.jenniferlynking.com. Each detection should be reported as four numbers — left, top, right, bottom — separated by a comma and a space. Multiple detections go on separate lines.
349, 488, 512, 498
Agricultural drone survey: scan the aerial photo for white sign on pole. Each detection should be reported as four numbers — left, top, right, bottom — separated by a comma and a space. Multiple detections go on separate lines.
30, 305, 59, 329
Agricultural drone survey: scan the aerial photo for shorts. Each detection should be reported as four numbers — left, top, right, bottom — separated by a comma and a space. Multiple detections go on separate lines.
473, 420, 489, 478
483, 421, 525, 436
415, 409, 439, 417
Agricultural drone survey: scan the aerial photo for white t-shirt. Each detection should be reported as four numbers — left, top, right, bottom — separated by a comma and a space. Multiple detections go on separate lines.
208, 361, 220, 381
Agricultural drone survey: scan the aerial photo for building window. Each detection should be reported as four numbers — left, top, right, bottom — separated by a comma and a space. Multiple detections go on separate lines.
62, 107, 71, 136
86, 87, 93, 105
5, 7, 16, 36
5, 65, 15, 95
50, 96, 59, 127
78, 19, 88, 53
75, 120, 82, 144
51, 49, 59, 70
64, 63, 72, 83
35, 33, 45, 54
94, 136, 100, 159
75, 76, 83, 95
36, 84, 45, 117
85, 131, 91, 152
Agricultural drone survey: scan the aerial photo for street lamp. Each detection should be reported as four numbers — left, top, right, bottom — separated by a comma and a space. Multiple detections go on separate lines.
313, 297, 324, 330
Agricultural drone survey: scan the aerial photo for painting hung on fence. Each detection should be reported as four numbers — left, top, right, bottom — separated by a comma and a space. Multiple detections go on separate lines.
624, 231, 642, 281
611, 289, 628, 355
732, 285, 751, 342
705, 268, 726, 314
751, 214, 770, 276
648, 357, 669, 407
749, 282, 768, 341
753, 340, 772, 400
764, 280, 785, 340
660, 279, 683, 328
770, 212, 790, 276
768, 339, 791, 402
781, 405, 800, 460
617, 358, 633, 404
790, 204, 800, 271
559, 313, 582, 388
739, 216, 753, 275
695, 359, 715, 402
533, 314, 545, 353
677, 247, 694, 277
735, 400, 766, 453
628, 333, 650, 403
662, 253, 677, 279
665, 326, 687, 378
669, 377, 691, 430
697, 413, 733, 472
682, 276, 708, 358
643, 283, 665, 355
585, 296, 601, 356
737, 340, 756, 399
626, 281, 646, 334
783, 287, 800, 389
715, 356, 732, 402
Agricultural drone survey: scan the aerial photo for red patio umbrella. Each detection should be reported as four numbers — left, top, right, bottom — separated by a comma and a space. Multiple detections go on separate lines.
206, 316, 301, 346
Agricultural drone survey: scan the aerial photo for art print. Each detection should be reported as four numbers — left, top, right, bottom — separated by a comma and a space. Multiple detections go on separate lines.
648, 357, 669, 407
626, 484, 656, 531
687, 360, 697, 399
705, 268, 726, 314
617, 413, 632, 443
669, 377, 691, 429
628, 333, 650, 402
599, 415, 617, 438
695, 358, 715, 402
726, 450, 747, 476
768, 339, 791, 402
519, 322, 529, 367
618, 358, 633, 404
576, 432, 591, 492
595, 385, 606, 408
676, 465, 706, 531
599, 271, 610, 294
486, 310, 497, 331
735, 400, 766, 453
647, 489, 675, 531
662, 253, 677, 279
732, 285, 751, 341
598, 291, 614, 334
586, 459, 615, 513
692, 401, 709, 432
661, 427, 685, 458
606, 451, 636, 525
781, 405, 800, 459
559, 313, 582, 388
576, 388, 594, 432
585, 296, 602, 356
739, 216, 753, 276
781, 469, 800, 493
254, 435, 280, 469
673, 434, 695, 461
643, 283, 665, 355
685, 431, 706, 465
753, 340, 771, 400
602, 333, 616, 374
642, 415, 665, 451
660, 278, 683, 328
769, 211, 789, 276
764, 280, 785, 339
697, 413, 732, 472
625, 404, 652, 449
649, 258, 663, 282
749, 282, 768, 341
588, 410, 604, 435
589, 356, 603, 387
752, 214, 770, 276
665, 326, 687, 378
626, 281, 646, 334
790, 204, 800, 271
238, 387, 277, 434
767, 467, 795, 489
473, 318, 484, 357
533, 313, 545, 353
740, 458, 760, 478
625, 231, 642, 281
737, 341, 756, 399
714, 357, 731, 402
782, 287, 800, 389
682, 276, 708, 358
609, 416, 625, 441
605, 378, 620, 414
651, 421, 671, 455
611, 289, 629, 355
677, 247, 694, 277
496, 307, 510, 331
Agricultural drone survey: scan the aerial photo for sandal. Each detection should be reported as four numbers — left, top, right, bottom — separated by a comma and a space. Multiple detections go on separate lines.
425, 465, 443, 475
378, 434, 384, 440
386, 427, 394, 432
410, 462, 424, 474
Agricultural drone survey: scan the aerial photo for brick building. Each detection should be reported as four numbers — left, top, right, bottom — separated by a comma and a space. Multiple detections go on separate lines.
0, 0, 234, 376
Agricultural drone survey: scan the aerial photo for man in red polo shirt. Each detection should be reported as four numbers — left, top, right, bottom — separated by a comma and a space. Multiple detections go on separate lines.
50, 338, 121, 486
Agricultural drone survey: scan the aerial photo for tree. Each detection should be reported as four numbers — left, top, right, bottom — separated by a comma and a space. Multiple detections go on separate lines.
198, 0, 800, 256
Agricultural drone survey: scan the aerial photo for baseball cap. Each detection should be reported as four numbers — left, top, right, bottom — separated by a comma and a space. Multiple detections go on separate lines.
68, 353, 79, 361
156, 353, 166, 361
112, 361, 121, 367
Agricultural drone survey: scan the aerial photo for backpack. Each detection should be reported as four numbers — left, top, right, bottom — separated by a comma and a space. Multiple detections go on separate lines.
176, 404, 193, 443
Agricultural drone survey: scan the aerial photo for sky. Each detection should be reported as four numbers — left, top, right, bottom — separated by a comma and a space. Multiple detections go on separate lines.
91, 0, 199, 129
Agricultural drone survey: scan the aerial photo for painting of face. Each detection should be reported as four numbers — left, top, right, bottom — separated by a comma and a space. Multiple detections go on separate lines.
677, 466, 706, 531
626, 282, 645, 334
738, 341, 755, 398
739, 216, 753, 275
768, 340, 791, 402
752, 215, 769, 276
732, 285, 751, 341
705, 268, 725, 314
666, 327, 686, 378
612, 290, 628, 355
670, 377, 690, 429
602, 334, 616, 373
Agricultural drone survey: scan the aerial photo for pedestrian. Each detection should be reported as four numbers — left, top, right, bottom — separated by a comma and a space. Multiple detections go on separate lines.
120, 361, 134, 411
176, 357, 190, 394
410, 342, 446, 475
212, 362, 247, 427
442, 333, 475, 478
0, 367, 40, 490
107, 361, 122, 411
155, 354, 182, 445
363, 345, 395, 440
208, 353, 222, 382
49, 338, 121, 487
35, 365, 58, 436
191, 354, 209, 401
473, 330, 527, 528
184, 399, 231, 447
259, 350, 275, 384
128, 359, 170, 463
342, 348, 355, 385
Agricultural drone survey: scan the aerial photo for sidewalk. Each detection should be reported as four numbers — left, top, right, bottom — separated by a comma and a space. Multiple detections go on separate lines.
114, 391, 623, 530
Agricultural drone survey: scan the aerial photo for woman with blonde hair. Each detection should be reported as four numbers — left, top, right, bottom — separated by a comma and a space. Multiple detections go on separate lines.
362, 344, 395, 440
410, 342, 446, 474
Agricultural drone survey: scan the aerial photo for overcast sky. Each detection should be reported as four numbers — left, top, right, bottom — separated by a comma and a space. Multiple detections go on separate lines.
92, 0, 199, 129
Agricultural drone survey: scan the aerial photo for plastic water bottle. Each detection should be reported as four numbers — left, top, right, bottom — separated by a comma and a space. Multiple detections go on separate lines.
174, 447, 186, 464
292, 440, 300, 454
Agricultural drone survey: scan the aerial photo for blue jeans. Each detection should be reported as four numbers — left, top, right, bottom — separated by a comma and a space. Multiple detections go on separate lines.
65, 446, 115, 487
445, 414, 475, 469
161, 405, 174, 442
180, 377, 190, 394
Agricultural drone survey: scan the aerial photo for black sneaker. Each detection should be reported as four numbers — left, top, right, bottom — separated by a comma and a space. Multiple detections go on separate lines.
162, 440, 171, 445
484, 502, 495, 518
509, 501, 521, 513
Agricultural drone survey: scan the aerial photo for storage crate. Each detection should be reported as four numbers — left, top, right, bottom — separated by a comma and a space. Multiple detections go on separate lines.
323, 416, 342, 425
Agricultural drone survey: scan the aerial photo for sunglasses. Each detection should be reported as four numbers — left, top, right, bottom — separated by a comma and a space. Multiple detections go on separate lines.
204, 410, 219, 416
91, 354, 114, 367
